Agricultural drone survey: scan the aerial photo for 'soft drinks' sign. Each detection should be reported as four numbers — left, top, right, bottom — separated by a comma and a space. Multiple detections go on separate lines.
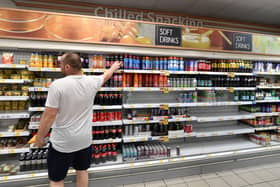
155, 25, 181, 46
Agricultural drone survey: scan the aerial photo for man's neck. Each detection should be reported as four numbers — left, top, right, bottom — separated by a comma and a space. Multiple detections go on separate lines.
67, 70, 83, 76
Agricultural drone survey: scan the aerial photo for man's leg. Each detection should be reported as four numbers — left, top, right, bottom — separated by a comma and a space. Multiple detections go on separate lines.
76, 170, 88, 187
50, 180, 64, 187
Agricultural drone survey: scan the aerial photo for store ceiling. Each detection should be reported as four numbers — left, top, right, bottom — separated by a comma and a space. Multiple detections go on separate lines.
72, 0, 280, 27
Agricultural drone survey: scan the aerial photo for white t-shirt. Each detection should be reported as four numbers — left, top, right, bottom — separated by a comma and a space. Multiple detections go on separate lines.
46, 75, 104, 153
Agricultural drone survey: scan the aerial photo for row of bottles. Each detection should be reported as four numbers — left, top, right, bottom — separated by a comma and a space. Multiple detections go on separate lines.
123, 143, 168, 161
234, 91, 255, 101
19, 149, 48, 171
94, 92, 123, 105
30, 92, 47, 107
92, 126, 122, 140
92, 144, 118, 165
123, 74, 168, 87
92, 111, 122, 122
256, 90, 280, 100
168, 76, 197, 88
254, 62, 280, 73
197, 76, 256, 87
103, 74, 123, 87
178, 92, 197, 103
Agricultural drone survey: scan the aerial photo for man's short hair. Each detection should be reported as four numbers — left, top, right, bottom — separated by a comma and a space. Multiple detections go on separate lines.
62, 53, 82, 70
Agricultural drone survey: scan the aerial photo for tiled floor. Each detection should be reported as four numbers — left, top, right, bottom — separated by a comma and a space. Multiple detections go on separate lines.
115, 162, 280, 187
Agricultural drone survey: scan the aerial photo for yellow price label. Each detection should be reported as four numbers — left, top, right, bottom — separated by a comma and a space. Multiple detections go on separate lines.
9, 149, 15, 154
3, 176, 8, 181
131, 138, 136, 142
228, 87, 234, 93
129, 163, 135, 167
0, 79, 4, 83
38, 67, 42, 71
160, 136, 169, 142
31, 173, 36, 177
160, 119, 168, 125
12, 64, 17, 68
15, 132, 20, 136
160, 87, 169, 94
141, 137, 146, 141
165, 71, 170, 76
147, 88, 151, 91
118, 88, 122, 91
38, 87, 42, 91
160, 104, 169, 110
228, 72, 235, 78
160, 160, 165, 164
129, 87, 134, 92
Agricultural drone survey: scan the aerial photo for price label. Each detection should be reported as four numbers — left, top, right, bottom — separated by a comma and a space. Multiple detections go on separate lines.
147, 104, 153, 108
228, 132, 234, 135
162, 87, 169, 94
130, 163, 135, 167
15, 132, 20, 136
9, 149, 15, 154
0, 133, 2, 137
0, 79, 4, 83
11, 64, 17, 68
228, 87, 234, 93
129, 88, 134, 92
160, 119, 168, 125
160, 136, 169, 142
146, 88, 151, 91
160, 104, 169, 110
38, 67, 42, 71
31, 173, 36, 177
131, 138, 136, 142
118, 88, 122, 91
3, 176, 8, 181
228, 72, 235, 78
160, 160, 164, 164
141, 137, 147, 141
165, 71, 170, 76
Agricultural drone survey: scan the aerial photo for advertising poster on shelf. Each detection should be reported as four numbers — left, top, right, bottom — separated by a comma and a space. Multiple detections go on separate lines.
181, 27, 252, 52
0, 8, 280, 56
252, 34, 280, 55
0, 9, 155, 46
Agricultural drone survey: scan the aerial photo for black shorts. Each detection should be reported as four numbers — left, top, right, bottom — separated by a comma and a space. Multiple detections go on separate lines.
47, 143, 92, 182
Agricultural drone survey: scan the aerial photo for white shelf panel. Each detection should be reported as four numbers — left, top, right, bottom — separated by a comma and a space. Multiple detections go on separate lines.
28, 67, 61, 72
123, 101, 253, 109
92, 138, 122, 144
28, 122, 40, 129
28, 87, 49, 92
197, 114, 255, 122
123, 117, 195, 125
0, 96, 29, 101
2, 38, 280, 61
28, 107, 45, 112
0, 112, 29, 119
197, 87, 255, 91
92, 120, 123, 126
198, 71, 254, 76
0, 147, 29, 155
93, 105, 122, 110
99, 87, 123, 91
255, 72, 280, 76
195, 125, 254, 138
123, 87, 196, 92
0, 131, 30, 138
0, 79, 25, 84
256, 100, 280, 103
257, 85, 280, 89
0, 64, 27, 69
255, 126, 279, 131
254, 112, 280, 117
123, 133, 195, 143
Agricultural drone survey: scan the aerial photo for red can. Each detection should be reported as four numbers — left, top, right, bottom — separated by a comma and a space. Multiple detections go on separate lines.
185, 124, 193, 133
100, 112, 105, 122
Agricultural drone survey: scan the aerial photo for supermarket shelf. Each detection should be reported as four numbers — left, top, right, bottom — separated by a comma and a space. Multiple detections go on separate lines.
123, 133, 195, 143
92, 138, 122, 144
197, 114, 255, 122
198, 71, 254, 76
28, 67, 61, 72
123, 101, 253, 109
91, 154, 123, 167
123, 117, 195, 125
255, 126, 279, 131
256, 100, 280, 103
93, 105, 122, 110
195, 125, 255, 137
0, 131, 30, 138
0, 64, 27, 69
0, 112, 29, 119
93, 120, 123, 126
123, 87, 196, 92
254, 112, 280, 117
196, 87, 255, 91
28, 87, 49, 92
2, 38, 280, 61
257, 85, 280, 89
28, 122, 39, 129
28, 107, 45, 112
29, 87, 122, 92
255, 72, 280, 76
0, 147, 29, 155
99, 87, 123, 91
0, 96, 29, 101
0, 79, 28, 84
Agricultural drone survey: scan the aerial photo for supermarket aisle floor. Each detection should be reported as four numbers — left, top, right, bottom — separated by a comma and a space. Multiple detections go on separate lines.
113, 162, 280, 187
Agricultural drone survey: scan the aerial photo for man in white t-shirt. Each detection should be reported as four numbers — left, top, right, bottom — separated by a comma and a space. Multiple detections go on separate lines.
35, 53, 121, 187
